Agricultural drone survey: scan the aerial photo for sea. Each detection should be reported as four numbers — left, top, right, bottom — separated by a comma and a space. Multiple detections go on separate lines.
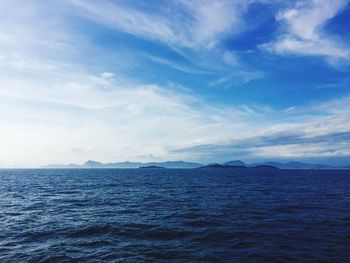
0, 168, 350, 262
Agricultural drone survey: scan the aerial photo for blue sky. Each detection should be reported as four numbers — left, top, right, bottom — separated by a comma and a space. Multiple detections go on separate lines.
0, 0, 350, 167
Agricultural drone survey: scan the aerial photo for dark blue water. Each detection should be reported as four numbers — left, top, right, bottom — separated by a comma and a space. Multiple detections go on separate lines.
1, 168, 350, 262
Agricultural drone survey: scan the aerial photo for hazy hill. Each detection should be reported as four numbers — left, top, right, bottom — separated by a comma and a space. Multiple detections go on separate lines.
250, 161, 333, 169
223, 160, 246, 166
43, 160, 203, 169
43, 159, 348, 169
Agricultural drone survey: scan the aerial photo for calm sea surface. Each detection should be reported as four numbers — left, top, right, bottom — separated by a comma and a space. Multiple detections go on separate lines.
1, 168, 350, 262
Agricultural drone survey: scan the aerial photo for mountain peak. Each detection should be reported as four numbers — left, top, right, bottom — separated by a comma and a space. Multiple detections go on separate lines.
223, 160, 246, 166
84, 160, 103, 167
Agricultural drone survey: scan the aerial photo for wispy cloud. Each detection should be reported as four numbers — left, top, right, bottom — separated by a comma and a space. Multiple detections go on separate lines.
176, 0, 247, 48
170, 96, 350, 162
209, 70, 264, 87
66, 0, 263, 81
262, 0, 350, 61
140, 53, 215, 75
0, 66, 268, 166
68, 0, 248, 49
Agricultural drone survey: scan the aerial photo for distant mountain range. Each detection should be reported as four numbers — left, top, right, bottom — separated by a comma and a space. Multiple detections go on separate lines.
43, 159, 349, 169
199, 163, 279, 170
226, 160, 343, 169
223, 160, 246, 166
249, 161, 332, 169
43, 160, 203, 169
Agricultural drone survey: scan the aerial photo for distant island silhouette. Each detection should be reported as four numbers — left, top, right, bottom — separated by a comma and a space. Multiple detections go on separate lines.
42, 160, 349, 169
199, 164, 248, 169
138, 166, 166, 169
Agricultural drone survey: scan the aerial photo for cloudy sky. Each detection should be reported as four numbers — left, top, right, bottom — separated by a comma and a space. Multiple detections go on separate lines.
1, 0, 350, 167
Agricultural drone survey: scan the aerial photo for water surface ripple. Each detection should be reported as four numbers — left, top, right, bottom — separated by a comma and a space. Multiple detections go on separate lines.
1, 168, 350, 262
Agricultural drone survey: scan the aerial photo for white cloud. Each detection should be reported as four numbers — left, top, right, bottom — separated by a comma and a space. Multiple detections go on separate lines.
0, 67, 267, 167
209, 70, 264, 87
68, 0, 248, 49
222, 51, 239, 66
140, 53, 215, 75
251, 142, 350, 158
0, 17, 266, 168
68, 0, 187, 46
0, 52, 56, 71
171, 95, 350, 162
0, 0, 266, 167
178, 0, 245, 48
65, 0, 266, 85
262, 0, 350, 61
101, 72, 114, 79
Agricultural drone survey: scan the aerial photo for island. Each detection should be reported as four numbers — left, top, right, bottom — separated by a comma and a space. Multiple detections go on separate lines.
138, 166, 166, 169
199, 164, 248, 169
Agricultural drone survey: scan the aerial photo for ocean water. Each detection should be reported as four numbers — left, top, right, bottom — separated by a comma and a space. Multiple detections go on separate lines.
0, 168, 350, 262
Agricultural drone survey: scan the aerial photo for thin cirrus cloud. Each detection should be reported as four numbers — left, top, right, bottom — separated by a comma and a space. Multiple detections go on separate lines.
171, 95, 350, 164
0, 68, 269, 167
171, 115, 350, 163
67, 0, 266, 90
68, 0, 246, 49
262, 0, 350, 61
67, 0, 262, 81
0, 0, 267, 167
0, 0, 258, 166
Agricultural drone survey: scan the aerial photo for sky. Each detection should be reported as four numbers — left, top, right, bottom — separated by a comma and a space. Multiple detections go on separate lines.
0, 0, 350, 167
